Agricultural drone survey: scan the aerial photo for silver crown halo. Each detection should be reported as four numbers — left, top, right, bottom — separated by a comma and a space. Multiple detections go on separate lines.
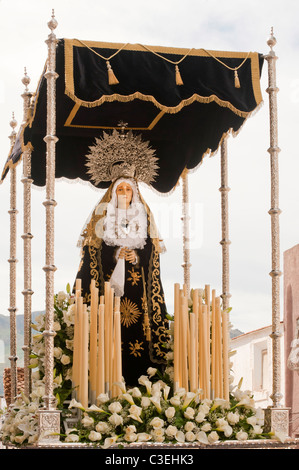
85, 129, 159, 186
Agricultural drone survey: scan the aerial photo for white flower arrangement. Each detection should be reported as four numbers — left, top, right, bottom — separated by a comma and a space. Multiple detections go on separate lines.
0, 286, 288, 448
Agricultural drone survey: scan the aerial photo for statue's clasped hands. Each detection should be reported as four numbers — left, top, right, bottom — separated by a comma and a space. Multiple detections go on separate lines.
119, 247, 137, 264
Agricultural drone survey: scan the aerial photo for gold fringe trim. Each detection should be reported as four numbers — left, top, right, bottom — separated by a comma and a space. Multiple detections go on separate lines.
65, 87, 256, 120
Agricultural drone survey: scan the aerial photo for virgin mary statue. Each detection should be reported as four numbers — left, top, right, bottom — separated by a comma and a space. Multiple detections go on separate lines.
74, 128, 169, 386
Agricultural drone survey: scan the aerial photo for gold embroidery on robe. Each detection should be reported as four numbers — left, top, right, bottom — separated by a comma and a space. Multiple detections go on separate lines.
120, 298, 142, 327
127, 267, 142, 286
129, 340, 144, 357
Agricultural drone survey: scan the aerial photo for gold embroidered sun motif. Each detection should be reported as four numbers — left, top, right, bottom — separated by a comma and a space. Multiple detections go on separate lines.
127, 268, 142, 286
120, 298, 142, 327
129, 340, 144, 357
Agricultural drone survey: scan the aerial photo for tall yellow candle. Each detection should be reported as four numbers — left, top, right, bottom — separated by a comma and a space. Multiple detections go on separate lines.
222, 310, 229, 401
215, 297, 223, 398
189, 312, 196, 392
76, 296, 83, 402
202, 305, 209, 398
89, 285, 98, 402
192, 289, 199, 389
198, 295, 203, 395
174, 283, 180, 389
211, 289, 216, 398
72, 296, 78, 388
81, 303, 89, 409
104, 282, 111, 392
96, 303, 105, 398
109, 287, 114, 395
180, 292, 188, 391
113, 310, 122, 397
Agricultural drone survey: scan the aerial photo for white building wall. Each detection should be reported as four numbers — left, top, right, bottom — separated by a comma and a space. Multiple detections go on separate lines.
230, 322, 285, 408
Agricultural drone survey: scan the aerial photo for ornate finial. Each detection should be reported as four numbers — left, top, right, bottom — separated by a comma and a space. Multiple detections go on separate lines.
47, 9, 58, 33
10, 112, 17, 131
9, 112, 17, 145
117, 121, 129, 139
267, 27, 277, 51
22, 67, 30, 91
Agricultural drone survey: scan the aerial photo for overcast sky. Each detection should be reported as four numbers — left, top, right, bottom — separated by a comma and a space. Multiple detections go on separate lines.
0, 0, 298, 335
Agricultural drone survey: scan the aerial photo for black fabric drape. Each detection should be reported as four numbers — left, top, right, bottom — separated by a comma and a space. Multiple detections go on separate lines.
1, 39, 264, 193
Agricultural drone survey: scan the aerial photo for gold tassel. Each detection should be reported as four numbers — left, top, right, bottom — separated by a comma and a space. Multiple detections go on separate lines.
175, 65, 184, 86
234, 69, 241, 88
141, 267, 151, 341
143, 311, 151, 342
106, 60, 119, 85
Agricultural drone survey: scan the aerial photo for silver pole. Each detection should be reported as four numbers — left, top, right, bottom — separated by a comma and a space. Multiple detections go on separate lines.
21, 68, 34, 398
38, 10, 61, 444
8, 114, 19, 401
264, 28, 289, 437
219, 137, 231, 311
265, 28, 283, 409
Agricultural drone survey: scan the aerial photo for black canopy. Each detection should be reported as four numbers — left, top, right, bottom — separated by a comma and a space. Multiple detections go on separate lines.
1, 39, 264, 193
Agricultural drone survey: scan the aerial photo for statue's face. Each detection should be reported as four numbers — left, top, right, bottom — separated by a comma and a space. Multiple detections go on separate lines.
116, 181, 133, 208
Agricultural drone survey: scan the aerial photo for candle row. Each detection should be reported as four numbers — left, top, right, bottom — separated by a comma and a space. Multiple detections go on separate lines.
173, 284, 230, 400
72, 279, 122, 408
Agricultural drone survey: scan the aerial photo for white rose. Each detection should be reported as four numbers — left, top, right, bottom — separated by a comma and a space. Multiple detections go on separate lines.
129, 405, 142, 417
165, 425, 178, 437
147, 367, 157, 377
252, 425, 263, 435
125, 432, 137, 442
96, 421, 110, 433
65, 433, 79, 442
184, 407, 195, 420
57, 291, 68, 302
131, 387, 142, 398
184, 421, 195, 432
89, 430, 102, 441
65, 340, 74, 351
227, 411, 240, 425
108, 401, 122, 414
223, 425, 233, 437
82, 415, 94, 428
170, 395, 181, 407
125, 425, 137, 434
208, 431, 219, 443
185, 431, 196, 442
141, 397, 151, 408
175, 430, 185, 443
136, 433, 152, 442
97, 393, 110, 404
150, 417, 164, 429
53, 321, 61, 332
61, 354, 71, 365
195, 411, 206, 423
165, 407, 176, 419
109, 413, 123, 427
151, 428, 165, 442
201, 422, 212, 432
236, 430, 248, 441
198, 403, 210, 415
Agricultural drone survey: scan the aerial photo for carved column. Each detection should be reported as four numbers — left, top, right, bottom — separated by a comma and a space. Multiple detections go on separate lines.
181, 168, 191, 294
219, 137, 231, 312
263, 28, 289, 436
38, 10, 60, 444
21, 69, 34, 398
8, 114, 19, 401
